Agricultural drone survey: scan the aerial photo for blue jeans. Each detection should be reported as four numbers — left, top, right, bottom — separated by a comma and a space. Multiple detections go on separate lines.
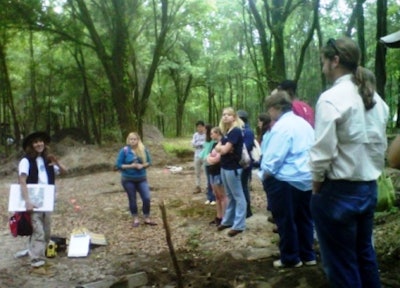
205, 166, 216, 201
121, 178, 151, 217
310, 179, 380, 288
263, 177, 315, 265
241, 166, 252, 217
220, 168, 246, 231
262, 175, 272, 212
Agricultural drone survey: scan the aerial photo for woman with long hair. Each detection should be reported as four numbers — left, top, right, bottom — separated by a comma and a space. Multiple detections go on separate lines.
115, 132, 156, 227
214, 107, 247, 237
15, 131, 67, 268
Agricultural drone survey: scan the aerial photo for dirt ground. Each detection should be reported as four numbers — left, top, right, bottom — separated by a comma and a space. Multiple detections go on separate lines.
0, 137, 399, 288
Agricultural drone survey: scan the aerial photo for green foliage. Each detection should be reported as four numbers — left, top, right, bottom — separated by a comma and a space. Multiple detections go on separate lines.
376, 172, 396, 212
162, 138, 193, 158
1, 0, 399, 140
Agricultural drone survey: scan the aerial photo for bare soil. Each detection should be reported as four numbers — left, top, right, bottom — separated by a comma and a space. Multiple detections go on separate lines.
0, 137, 399, 288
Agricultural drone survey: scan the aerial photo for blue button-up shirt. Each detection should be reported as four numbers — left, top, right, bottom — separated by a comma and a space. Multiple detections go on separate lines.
260, 111, 314, 191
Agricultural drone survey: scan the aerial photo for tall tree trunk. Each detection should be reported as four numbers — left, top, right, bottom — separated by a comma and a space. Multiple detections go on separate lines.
170, 67, 193, 137
356, 0, 366, 66
29, 29, 38, 130
268, 0, 287, 85
248, 0, 272, 89
134, 0, 170, 138
375, 0, 387, 100
295, 0, 319, 82
242, 0, 266, 108
75, 0, 135, 139
0, 41, 21, 148
345, 0, 366, 66
207, 86, 215, 125
73, 47, 101, 144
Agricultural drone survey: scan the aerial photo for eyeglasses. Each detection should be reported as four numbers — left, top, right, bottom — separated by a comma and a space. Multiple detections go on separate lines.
327, 38, 340, 56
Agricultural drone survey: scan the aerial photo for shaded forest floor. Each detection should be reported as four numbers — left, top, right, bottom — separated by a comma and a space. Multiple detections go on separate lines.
0, 136, 399, 287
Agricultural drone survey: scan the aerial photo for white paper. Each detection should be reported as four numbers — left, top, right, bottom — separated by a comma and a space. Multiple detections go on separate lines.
68, 234, 91, 257
8, 184, 55, 212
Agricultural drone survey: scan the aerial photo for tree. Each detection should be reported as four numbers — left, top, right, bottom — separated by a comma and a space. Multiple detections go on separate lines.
248, 0, 318, 92
375, 0, 387, 99
0, 39, 21, 149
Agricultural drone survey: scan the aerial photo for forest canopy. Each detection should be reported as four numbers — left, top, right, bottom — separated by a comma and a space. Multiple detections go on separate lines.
0, 0, 399, 149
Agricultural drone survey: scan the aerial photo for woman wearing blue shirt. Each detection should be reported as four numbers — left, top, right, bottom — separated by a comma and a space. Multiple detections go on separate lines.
116, 132, 156, 227
260, 92, 316, 268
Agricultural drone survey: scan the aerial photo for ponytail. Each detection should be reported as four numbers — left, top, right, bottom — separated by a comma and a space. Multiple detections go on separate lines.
353, 66, 376, 111
323, 37, 376, 110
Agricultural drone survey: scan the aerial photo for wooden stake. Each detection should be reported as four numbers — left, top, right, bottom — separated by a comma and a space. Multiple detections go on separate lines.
159, 201, 183, 288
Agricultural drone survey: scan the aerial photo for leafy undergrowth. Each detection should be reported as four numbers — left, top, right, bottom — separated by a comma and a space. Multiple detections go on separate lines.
162, 137, 193, 159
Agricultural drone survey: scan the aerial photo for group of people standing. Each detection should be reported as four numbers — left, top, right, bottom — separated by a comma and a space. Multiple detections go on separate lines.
192, 36, 387, 287
260, 36, 387, 288
191, 109, 255, 236
14, 36, 388, 287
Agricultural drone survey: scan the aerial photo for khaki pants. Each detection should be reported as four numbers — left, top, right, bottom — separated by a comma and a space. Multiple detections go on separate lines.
194, 156, 203, 187
28, 212, 51, 259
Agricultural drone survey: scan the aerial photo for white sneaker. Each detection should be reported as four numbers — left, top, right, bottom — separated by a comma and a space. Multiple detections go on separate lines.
204, 200, 210, 205
31, 259, 45, 268
303, 260, 317, 266
210, 201, 216, 205
14, 249, 29, 259
273, 259, 302, 268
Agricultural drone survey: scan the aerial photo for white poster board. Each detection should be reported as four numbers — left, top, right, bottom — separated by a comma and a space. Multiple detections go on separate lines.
68, 234, 91, 257
8, 184, 55, 212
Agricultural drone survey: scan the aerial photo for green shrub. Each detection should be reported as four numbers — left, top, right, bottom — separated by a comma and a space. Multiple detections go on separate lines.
162, 138, 193, 158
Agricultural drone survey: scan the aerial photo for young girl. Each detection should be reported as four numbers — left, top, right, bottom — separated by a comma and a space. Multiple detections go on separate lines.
206, 127, 227, 225
200, 124, 216, 205
115, 132, 156, 227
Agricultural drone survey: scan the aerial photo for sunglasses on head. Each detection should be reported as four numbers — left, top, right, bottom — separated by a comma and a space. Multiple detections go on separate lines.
327, 38, 340, 56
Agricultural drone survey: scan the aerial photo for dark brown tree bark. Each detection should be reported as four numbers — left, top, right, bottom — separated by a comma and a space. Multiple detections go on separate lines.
242, 0, 267, 105
248, 0, 272, 89
29, 29, 39, 130
249, 0, 314, 92
294, 0, 319, 82
132, 0, 170, 137
169, 67, 193, 137
375, 0, 387, 100
72, 47, 101, 144
345, 0, 367, 66
74, 0, 135, 139
356, 0, 366, 66
0, 41, 21, 149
